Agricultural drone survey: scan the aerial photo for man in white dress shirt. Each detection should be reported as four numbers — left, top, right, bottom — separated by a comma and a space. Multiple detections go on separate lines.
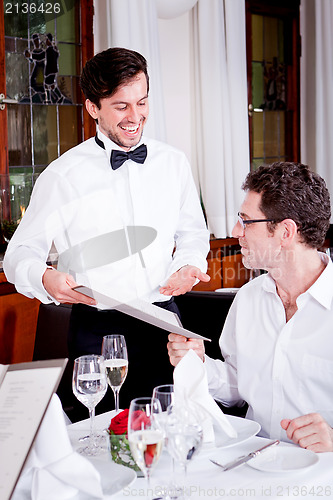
4, 48, 210, 412
168, 162, 333, 452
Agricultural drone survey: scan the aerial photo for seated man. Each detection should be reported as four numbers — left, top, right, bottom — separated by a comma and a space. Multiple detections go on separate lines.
168, 162, 333, 452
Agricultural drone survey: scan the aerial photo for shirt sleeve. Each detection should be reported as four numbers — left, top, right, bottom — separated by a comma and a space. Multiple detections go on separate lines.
3, 169, 73, 303
204, 298, 245, 407
166, 155, 210, 276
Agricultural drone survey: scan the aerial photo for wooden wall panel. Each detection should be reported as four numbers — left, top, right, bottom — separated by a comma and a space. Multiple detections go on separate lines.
0, 281, 40, 364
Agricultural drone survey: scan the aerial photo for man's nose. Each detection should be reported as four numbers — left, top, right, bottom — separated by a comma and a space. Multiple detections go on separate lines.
127, 106, 141, 123
231, 219, 244, 239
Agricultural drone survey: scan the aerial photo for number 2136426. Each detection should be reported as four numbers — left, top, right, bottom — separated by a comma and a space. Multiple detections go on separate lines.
5, 3, 61, 14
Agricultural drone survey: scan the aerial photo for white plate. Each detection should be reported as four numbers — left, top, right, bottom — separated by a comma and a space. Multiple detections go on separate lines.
248, 445, 319, 473
215, 288, 239, 294
214, 415, 261, 449
75, 459, 136, 499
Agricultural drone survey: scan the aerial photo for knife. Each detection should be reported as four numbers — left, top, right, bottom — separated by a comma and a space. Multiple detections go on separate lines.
211, 439, 280, 471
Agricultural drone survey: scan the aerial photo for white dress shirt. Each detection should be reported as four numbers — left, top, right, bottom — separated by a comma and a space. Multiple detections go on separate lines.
4, 129, 209, 306
205, 253, 333, 441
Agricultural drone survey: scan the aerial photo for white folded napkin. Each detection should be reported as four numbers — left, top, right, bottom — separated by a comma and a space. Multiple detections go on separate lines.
173, 349, 238, 442
12, 394, 104, 500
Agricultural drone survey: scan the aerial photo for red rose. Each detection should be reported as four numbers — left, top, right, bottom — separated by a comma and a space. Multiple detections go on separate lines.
108, 409, 129, 435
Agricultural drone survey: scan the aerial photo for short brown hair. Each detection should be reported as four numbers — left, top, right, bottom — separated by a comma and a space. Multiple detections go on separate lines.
242, 162, 331, 248
80, 47, 149, 108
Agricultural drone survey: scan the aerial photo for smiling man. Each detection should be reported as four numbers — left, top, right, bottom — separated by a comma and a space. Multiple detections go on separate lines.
4, 48, 210, 412
168, 162, 333, 452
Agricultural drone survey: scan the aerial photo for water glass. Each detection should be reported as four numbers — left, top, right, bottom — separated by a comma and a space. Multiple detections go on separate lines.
166, 405, 203, 478
72, 354, 107, 455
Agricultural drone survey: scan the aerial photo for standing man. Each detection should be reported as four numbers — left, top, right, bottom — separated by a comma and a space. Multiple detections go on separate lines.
4, 47, 210, 411
168, 162, 333, 452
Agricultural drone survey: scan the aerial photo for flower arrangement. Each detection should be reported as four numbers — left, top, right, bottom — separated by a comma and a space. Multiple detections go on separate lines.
107, 409, 142, 475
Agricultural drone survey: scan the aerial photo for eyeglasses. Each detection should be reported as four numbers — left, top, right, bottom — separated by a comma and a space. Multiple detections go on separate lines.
237, 212, 275, 230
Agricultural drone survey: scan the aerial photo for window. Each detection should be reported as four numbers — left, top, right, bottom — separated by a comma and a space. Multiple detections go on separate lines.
0, 0, 94, 242
246, 0, 300, 170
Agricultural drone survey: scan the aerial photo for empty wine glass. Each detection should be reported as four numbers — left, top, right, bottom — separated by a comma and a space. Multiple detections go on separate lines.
72, 354, 107, 455
128, 397, 164, 488
102, 334, 128, 414
152, 384, 174, 432
166, 404, 203, 496
153, 384, 174, 412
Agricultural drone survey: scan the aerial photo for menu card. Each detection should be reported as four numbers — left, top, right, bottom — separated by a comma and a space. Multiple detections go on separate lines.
0, 359, 67, 500
73, 285, 211, 341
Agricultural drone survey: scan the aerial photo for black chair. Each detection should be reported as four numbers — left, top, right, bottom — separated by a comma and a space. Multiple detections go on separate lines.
33, 303, 77, 419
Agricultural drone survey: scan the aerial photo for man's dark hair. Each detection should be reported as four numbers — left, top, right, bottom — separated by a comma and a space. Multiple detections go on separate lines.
242, 162, 331, 249
80, 47, 149, 108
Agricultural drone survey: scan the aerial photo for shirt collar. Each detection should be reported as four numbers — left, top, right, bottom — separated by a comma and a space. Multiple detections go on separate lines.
262, 251, 333, 309
307, 252, 333, 309
262, 272, 276, 293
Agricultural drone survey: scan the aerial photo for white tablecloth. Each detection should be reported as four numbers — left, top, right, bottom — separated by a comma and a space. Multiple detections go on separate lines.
67, 412, 333, 500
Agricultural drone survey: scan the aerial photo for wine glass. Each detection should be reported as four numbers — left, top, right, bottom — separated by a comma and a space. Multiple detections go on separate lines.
128, 397, 164, 487
72, 354, 107, 456
152, 384, 174, 433
166, 405, 203, 494
152, 384, 174, 412
102, 334, 128, 414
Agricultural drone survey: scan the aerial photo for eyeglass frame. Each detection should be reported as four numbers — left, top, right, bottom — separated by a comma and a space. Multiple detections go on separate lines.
237, 212, 275, 230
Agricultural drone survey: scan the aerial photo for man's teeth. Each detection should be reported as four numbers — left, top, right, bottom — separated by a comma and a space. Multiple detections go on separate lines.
121, 125, 139, 132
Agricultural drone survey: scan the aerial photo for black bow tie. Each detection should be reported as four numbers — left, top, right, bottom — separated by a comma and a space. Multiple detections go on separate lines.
111, 144, 147, 170
95, 135, 147, 170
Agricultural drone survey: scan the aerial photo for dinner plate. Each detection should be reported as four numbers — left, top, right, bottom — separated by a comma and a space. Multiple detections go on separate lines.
214, 415, 261, 449
248, 445, 319, 473
75, 459, 136, 499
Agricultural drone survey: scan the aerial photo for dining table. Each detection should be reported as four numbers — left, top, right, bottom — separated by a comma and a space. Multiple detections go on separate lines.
67, 410, 333, 500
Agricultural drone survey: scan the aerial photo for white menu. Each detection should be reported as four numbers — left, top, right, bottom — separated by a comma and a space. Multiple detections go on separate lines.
73, 286, 211, 342
0, 359, 67, 500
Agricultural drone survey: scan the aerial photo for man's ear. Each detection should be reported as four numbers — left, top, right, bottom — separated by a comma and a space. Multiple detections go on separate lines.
85, 99, 99, 120
280, 219, 298, 246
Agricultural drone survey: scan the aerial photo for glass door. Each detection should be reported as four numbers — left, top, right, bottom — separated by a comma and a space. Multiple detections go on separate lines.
0, 0, 94, 244
246, 0, 300, 170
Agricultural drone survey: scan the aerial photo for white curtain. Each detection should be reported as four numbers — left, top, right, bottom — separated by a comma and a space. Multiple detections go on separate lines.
300, 0, 333, 214
93, 0, 166, 141
93, 0, 250, 236
190, 0, 250, 237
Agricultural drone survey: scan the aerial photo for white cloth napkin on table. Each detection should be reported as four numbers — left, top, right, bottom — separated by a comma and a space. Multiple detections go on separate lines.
173, 349, 237, 443
12, 394, 104, 500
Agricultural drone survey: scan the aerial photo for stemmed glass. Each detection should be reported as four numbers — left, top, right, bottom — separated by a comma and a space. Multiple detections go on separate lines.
128, 397, 164, 488
166, 405, 203, 496
72, 354, 107, 455
152, 384, 174, 414
102, 334, 128, 414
